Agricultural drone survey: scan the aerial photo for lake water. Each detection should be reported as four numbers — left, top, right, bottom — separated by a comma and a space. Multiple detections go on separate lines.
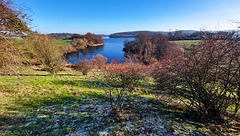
65, 38, 134, 64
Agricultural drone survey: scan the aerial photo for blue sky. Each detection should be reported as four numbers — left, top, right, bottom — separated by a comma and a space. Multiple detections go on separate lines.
13, 0, 240, 34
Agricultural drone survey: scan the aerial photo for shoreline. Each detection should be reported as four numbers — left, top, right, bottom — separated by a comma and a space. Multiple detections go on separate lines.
61, 42, 104, 55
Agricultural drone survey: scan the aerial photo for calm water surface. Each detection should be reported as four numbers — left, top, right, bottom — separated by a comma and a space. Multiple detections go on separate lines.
65, 38, 134, 64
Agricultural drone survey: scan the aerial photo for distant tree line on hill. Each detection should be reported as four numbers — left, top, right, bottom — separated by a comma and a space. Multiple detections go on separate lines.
167, 31, 236, 40
110, 30, 237, 40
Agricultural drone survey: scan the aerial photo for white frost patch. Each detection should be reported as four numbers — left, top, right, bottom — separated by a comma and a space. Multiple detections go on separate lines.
10, 97, 205, 136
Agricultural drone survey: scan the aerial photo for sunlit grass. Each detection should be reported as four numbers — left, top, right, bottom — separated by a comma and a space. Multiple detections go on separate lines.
172, 40, 200, 47
0, 70, 105, 130
55, 40, 72, 46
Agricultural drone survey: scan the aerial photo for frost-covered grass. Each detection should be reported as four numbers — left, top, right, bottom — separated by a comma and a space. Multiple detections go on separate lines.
6, 97, 210, 136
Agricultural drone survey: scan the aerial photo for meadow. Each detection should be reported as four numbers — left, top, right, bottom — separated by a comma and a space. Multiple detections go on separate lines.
55, 40, 72, 46
0, 68, 238, 135
1, 0, 239, 135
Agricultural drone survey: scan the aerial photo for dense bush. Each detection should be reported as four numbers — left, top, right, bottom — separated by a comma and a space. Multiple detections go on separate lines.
153, 37, 240, 122
59, 43, 77, 54
90, 54, 108, 69
85, 33, 103, 44
24, 34, 64, 75
70, 33, 103, 50
0, 39, 21, 74
70, 33, 103, 44
74, 60, 93, 75
124, 33, 176, 64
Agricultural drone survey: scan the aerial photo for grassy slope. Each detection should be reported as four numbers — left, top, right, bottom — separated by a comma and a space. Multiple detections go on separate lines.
0, 70, 105, 134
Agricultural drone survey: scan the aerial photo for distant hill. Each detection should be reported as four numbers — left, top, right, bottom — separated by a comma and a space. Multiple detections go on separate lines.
109, 30, 197, 38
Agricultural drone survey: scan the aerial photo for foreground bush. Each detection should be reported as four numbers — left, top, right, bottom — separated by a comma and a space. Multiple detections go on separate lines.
90, 54, 108, 69
154, 37, 240, 123
24, 34, 64, 75
99, 61, 148, 116
74, 60, 93, 75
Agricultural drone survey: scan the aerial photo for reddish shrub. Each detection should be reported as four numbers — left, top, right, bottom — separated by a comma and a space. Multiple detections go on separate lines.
98, 61, 149, 116
74, 60, 93, 75
90, 54, 108, 69
101, 61, 147, 89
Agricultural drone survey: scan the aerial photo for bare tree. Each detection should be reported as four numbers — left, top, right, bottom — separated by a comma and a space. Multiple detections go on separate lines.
24, 34, 64, 75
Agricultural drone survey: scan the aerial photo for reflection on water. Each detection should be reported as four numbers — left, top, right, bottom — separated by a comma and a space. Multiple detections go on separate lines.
65, 38, 134, 64
65, 45, 104, 62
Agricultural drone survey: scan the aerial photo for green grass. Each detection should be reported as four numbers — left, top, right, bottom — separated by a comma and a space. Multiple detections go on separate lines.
171, 40, 200, 47
0, 70, 105, 114
0, 70, 105, 133
55, 40, 72, 46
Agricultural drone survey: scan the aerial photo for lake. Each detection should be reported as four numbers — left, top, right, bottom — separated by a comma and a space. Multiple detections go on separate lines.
65, 38, 135, 64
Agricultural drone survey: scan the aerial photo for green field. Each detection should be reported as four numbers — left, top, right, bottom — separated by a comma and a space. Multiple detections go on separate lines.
55, 40, 72, 46
171, 40, 200, 47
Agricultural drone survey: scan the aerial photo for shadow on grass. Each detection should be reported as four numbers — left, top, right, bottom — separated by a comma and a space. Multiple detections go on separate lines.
0, 116, 33, 135
52, 79, 106, 89
147, 90, 205, 123
0, 74, 49, 76
145, 90, 238, 135
1, 72, 83, 77
57, 73, 83, 76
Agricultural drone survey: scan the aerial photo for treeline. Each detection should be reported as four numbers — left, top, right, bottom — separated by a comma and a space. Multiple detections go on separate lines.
110, 30, 237, 40
47, 33, 73, 40
123, 33, 181, 64
59, 33, 104, 54
70, 33, 103, 44
167, 30, 236, 40
47, 33, 104, 42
